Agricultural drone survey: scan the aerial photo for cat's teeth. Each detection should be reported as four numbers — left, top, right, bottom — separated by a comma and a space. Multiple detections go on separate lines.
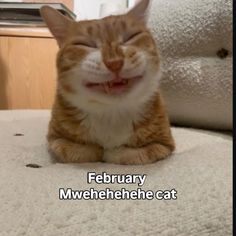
103, 83, 110, 93
123, 79, 128, 85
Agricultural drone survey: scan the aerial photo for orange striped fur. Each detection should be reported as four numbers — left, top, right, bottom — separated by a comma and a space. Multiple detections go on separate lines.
40, 0, 175, 165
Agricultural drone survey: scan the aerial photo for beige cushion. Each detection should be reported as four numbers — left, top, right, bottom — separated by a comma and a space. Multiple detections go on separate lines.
0, 110, 232, 235
149, 0, 232, 130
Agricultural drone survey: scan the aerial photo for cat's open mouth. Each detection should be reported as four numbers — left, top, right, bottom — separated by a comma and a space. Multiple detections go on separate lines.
84, 76, 142, 94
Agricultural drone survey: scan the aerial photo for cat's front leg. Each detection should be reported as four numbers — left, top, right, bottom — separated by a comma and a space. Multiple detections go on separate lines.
48, 138, 103, 163
103, 143, 173, 165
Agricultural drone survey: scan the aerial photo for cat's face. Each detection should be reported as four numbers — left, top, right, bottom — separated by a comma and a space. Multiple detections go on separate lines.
41, 0, 161, 111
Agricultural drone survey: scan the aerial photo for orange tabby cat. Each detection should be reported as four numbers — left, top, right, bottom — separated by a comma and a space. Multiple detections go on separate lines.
40, 0, 175, 165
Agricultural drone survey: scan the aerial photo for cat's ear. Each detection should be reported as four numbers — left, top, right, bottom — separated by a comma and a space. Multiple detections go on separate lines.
40, 6, 73, 46
127, 0, 150, 23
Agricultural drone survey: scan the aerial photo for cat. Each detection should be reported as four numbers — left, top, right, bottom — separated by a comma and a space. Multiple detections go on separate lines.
40, 0, 175, 165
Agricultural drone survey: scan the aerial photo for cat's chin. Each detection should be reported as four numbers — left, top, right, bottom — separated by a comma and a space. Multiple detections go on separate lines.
83, 76, 142, 95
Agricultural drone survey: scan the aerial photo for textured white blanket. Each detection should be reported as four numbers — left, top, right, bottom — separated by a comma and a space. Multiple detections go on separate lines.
149, 0, 232, 130
0, 110, 232, 236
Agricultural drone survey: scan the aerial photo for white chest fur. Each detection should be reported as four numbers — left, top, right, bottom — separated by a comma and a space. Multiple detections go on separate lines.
81, 109, 139, 149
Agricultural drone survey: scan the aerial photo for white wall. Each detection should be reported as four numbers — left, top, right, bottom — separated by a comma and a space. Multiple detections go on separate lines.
74, 0, 129, 20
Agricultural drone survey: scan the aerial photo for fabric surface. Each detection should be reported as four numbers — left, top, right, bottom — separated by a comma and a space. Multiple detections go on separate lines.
148, 0, 232, 130
0, 110, 232, 236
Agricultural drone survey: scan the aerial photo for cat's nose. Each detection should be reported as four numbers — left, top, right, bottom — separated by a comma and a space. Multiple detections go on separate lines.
104, 58, 124, 73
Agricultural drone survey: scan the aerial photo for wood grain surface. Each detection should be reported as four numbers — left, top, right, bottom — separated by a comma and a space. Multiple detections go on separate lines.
0, 35, 58, 109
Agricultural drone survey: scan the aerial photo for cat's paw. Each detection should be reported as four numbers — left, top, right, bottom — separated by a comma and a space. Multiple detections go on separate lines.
103, 147, 152, 165
49, 139, 103, 163
103, 143, 173, 165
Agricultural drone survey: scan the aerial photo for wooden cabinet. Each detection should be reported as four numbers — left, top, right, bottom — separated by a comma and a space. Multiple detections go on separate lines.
0, 27, 58, 109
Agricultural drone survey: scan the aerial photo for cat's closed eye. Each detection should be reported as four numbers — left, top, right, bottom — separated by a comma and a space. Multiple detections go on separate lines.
72, 40, 97, 48
124, 31, 143, 44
